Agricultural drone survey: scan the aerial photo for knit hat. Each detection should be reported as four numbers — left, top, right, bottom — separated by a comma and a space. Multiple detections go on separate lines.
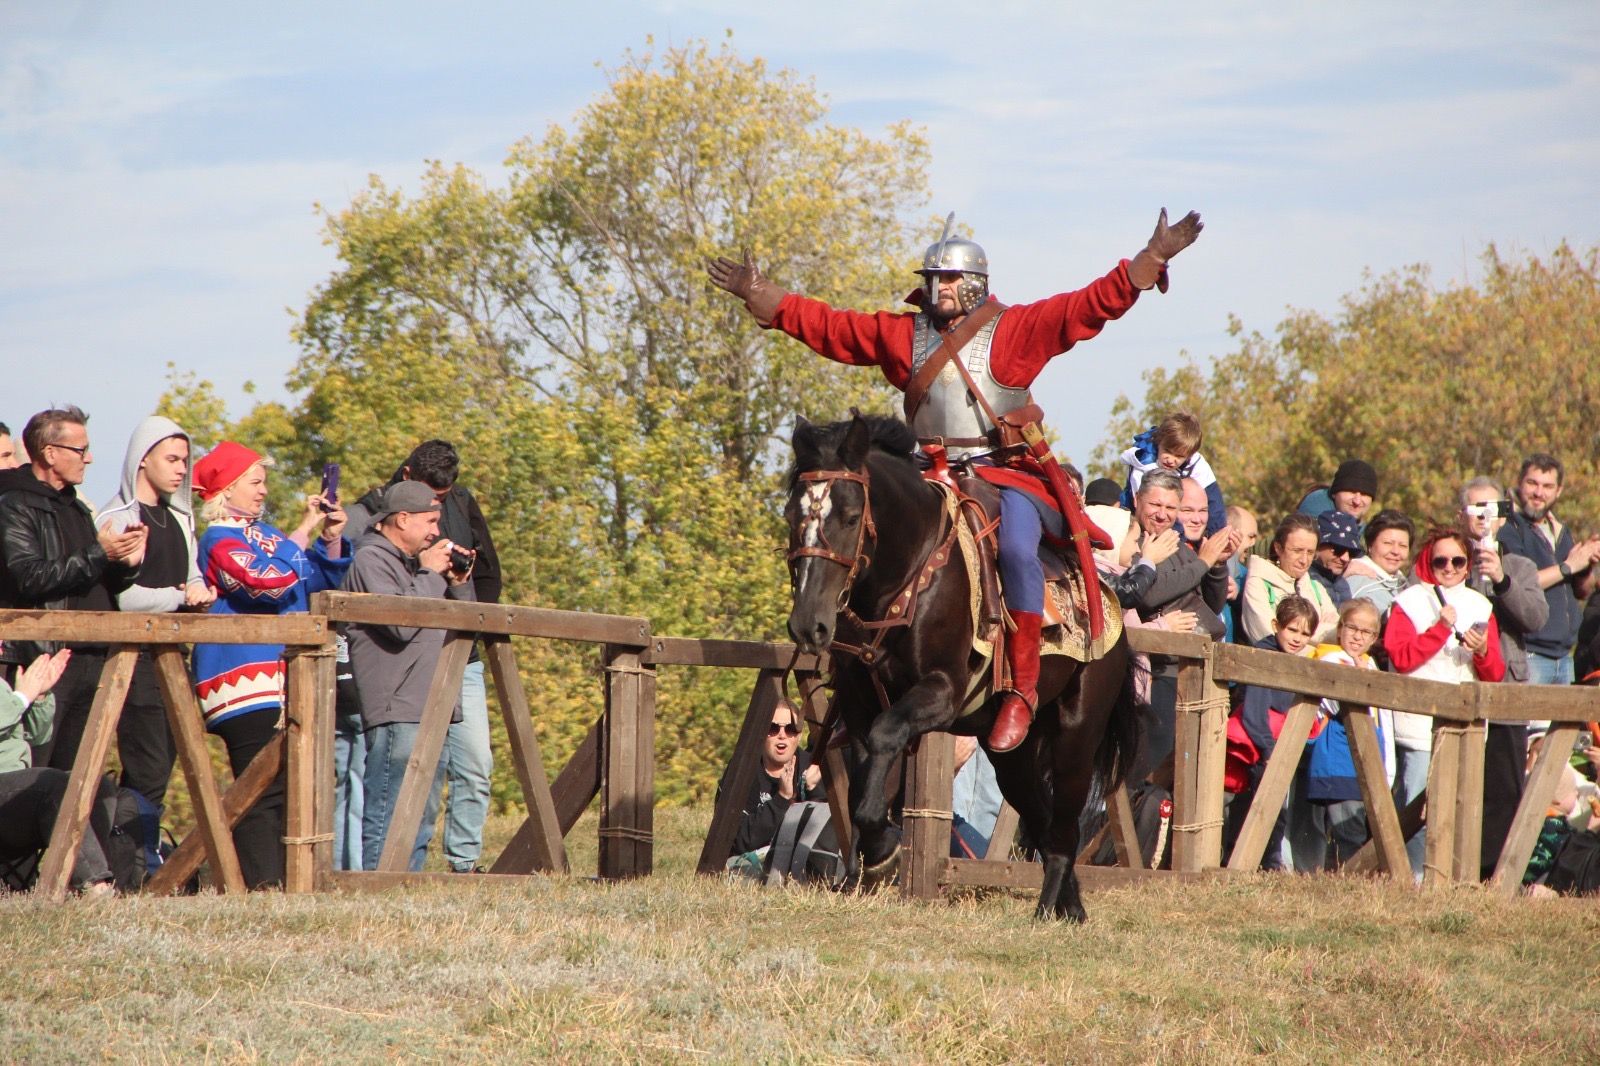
1316, 510, 1365, 556
192, 441, 265, 501
1084, 477, 1122, 507
1330, 459, 1378, 497
372, 480, 442, 522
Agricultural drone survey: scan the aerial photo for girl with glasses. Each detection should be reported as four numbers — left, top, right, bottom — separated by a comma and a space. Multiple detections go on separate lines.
1383, 527, 1507, 880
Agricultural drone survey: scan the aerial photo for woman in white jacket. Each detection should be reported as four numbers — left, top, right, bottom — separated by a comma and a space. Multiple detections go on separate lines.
1384, 526, 1506, 880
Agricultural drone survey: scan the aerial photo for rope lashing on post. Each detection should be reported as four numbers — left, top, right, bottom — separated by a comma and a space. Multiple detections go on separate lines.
900, 807, 953, 822
1175, 696, 1230, 715
596, 826, 655, 843
280, 833, 334, 845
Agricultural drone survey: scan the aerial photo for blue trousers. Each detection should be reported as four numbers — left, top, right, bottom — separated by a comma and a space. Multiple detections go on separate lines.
996, 487, 1061, 615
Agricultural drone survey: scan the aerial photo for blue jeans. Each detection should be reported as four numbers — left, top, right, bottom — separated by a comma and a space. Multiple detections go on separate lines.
362, 722, 447, 872
1392, 745, 1431, 882
1526, 653, 1574, 687
333, 709, 365, 872
442, 660, 493, 871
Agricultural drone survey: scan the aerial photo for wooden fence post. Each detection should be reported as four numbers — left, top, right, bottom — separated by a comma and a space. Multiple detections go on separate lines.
1424, 721, 1465, 888
1171, 653, 1228, 871
902, 732, 955, 901
312, 640, 338, 889
1490, 722, 1583, 895
283, 648, 330, 893
1452, 719, 1486, 882
36, 647, 138, 902
599, 643, 653, 879
152, 647, 247, 895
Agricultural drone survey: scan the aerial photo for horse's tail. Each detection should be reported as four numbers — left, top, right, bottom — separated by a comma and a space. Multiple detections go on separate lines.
1093, 638, 1142, 792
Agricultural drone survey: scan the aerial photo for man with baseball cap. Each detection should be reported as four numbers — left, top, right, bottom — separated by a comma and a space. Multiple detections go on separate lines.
1310, 510, 1364, 601
342, 480, 476, 871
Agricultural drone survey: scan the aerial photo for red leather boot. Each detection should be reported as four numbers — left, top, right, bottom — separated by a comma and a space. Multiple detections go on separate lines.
988, 609, 1042, 753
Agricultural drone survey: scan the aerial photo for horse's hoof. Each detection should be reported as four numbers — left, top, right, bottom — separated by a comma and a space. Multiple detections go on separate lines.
858, 844, 902, 892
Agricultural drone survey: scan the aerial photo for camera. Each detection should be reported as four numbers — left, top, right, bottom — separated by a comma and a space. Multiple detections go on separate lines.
448, 544, 474, 574
1463, 499, 1512, 520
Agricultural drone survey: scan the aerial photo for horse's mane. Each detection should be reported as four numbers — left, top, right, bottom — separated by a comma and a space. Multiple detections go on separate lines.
788, 415, 917, 488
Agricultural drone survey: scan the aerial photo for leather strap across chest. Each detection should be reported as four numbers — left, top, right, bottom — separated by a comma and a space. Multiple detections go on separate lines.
902, 300, 1006, 425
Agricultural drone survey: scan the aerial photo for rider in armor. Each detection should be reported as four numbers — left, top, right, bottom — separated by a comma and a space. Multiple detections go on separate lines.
708, 209, 1203, 752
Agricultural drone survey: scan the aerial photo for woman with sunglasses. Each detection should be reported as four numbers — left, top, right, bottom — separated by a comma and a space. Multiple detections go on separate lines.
1383, 526, 1506, 879
720, 700, 827, 859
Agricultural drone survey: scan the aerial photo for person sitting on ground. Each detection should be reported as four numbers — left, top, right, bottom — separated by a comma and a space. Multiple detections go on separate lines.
1240, 513, 1339, 645
1222, 595, 1323, 869
720, 699, 827, 860
0, 648, 116, 897
1297, 459, 1378, 528
1308, 510, 1363, 604
1118, 411, 1226, 535
1522, 731, 1600, 898
1307, 599, 1396, 867
1333, 509, 1414, 618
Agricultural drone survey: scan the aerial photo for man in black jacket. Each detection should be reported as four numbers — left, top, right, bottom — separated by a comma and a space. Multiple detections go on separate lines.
344, 440, 503, 873
0, 407, 145, 767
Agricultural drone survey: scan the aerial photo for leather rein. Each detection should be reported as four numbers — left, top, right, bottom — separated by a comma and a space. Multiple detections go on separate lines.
787, 468, 961, 713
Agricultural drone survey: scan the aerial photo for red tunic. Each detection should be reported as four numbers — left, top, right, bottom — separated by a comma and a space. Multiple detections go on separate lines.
768, 260, 1144, 508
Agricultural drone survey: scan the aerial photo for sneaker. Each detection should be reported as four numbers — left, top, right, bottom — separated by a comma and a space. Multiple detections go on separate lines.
450, 864, 486, 874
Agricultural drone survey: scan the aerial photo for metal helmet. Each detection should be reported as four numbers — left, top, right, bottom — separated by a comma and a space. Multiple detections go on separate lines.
916, 213, 989, 314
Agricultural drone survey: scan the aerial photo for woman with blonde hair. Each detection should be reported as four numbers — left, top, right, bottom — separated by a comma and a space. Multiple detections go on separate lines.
189, 442, 351, 888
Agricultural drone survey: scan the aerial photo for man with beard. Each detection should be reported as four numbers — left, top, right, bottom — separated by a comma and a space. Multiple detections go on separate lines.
1498, 454, 1600, 687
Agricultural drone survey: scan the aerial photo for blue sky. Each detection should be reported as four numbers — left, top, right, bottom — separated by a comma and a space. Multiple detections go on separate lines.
4, 1, 1598, 504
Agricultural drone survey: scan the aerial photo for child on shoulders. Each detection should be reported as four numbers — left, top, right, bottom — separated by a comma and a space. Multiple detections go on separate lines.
1119, 412, 1226, 535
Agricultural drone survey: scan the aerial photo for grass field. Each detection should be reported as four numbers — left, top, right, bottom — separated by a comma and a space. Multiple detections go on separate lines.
4, 807, 1599, 1064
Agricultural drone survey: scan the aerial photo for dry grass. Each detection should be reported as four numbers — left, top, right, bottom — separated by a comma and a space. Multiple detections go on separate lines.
4, 807, 1598, 1064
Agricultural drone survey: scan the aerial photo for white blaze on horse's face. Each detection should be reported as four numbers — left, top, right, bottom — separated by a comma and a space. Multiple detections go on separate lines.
795, 481, 834, 597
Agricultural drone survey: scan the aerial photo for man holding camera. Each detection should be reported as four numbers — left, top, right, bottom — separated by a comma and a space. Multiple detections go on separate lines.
1498, 453, 1600, 688
1459, 475, 1551, 878
343, 481, 476, 872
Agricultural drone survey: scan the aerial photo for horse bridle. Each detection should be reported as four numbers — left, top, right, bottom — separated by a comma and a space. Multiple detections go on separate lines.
787, 469, 877, 601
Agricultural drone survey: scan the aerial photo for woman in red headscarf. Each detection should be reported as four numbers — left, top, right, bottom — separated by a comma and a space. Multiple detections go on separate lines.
1384, 526, 1505, 879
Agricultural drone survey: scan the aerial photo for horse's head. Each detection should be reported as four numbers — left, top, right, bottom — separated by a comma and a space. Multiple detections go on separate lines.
784, 415, 878, 653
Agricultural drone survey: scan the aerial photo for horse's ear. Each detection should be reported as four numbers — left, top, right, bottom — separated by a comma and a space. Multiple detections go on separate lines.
841, 414, 871, 470
792, 418, 820, 470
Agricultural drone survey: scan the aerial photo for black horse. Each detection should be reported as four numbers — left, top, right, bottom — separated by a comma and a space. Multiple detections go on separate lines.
786, 413, 1138, 921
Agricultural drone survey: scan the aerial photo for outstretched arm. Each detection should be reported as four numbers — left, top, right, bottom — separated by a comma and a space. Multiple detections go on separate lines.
706, 250, 790, 326
1127, 208, 1204, 292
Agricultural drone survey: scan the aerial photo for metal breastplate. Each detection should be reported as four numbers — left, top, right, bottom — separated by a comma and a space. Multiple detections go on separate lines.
908, 311, 1031, 459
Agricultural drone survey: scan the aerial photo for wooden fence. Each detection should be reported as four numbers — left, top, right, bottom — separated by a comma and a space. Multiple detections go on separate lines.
3, 606, 1594, 902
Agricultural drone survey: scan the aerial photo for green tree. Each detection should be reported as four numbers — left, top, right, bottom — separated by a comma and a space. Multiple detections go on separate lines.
166, 37, 930, 804
1096, 243, 1600, 533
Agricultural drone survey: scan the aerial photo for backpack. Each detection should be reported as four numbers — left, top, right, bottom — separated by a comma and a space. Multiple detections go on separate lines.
106, 781, 168, 892
763, 801, 844, 887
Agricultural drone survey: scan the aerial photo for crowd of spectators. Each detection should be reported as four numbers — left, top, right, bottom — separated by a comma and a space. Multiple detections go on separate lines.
1108, 414, 1600, 891
0, 407, 499, 892
2, 400, 1597, 897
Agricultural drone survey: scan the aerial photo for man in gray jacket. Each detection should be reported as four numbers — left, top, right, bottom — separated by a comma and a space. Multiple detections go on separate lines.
1460, 476, 1550, 878
343, 481, 474, 871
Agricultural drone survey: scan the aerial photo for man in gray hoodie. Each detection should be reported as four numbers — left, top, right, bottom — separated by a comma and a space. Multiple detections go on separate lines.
343, 481, 474, 871
93, 415, 217, 810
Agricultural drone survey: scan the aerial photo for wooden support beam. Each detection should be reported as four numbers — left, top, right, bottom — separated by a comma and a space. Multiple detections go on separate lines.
376, 635, 470, 873
1213, 643, 1477, 721
0, 609, 326, 646
697, 670, 785, 875
1452, 720, 1486, 883
1124, 628, 1212, 659
145, 733, 284, 895
312, 645, 338, 890
1491, 722, 1583, 895
902, 732, 955, 901
151, 647, 248, 895
644, 636, 825, 672
941, 858, 1226, 891
36, 648, 138, 902
1226, 698, 1317, 871
1342, 704, 1409, 878
1105, 783, 1144, 869
1171, 658, 1226, 871
1345, 792, 1425, 876
985, 803, 1020, 862
484, 640, 567, 875
316, 592, 648, 647
282, 651, 322, 893
1423, 722, 1464, 889
551, 718, 603, 836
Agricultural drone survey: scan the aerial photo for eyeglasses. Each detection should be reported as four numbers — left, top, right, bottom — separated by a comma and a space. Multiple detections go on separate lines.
49, 442, 89, 458
1431, 555, 1469, 571
1322, 545, 1353, 557
1340, 624, 1378, 639
766, 722, 801, 738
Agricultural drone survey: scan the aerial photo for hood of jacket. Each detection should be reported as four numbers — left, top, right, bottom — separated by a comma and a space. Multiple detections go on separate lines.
0, 464, 72, 503
100, 415, 194, 520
